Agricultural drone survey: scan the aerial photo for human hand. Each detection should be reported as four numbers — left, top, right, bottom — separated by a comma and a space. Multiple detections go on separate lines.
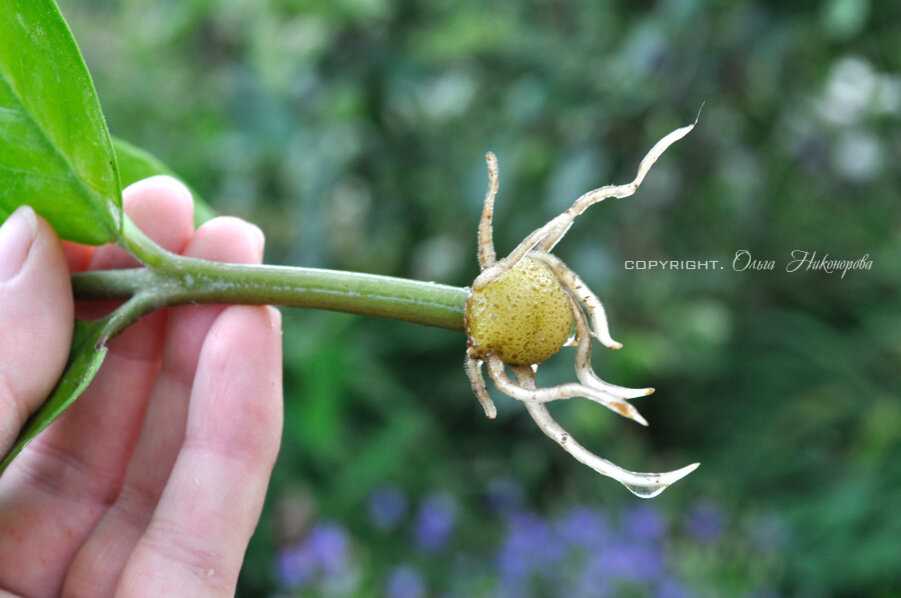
0, 177, 283, 597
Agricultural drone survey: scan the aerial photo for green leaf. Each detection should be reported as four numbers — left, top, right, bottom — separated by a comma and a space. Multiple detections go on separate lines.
113, 137, 217, 226
0, 0, 121, 245
0, 320, 108, 474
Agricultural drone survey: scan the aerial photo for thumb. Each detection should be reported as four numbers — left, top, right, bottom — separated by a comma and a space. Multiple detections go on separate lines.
0, 206, 74, 455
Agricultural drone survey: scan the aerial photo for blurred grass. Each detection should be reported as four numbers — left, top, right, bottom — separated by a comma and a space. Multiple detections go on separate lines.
59, 0, 901, 595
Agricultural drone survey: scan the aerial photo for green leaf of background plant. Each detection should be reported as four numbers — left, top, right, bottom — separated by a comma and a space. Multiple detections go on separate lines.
113, 137, 216, 225
0, 0, 121, 245
0, 320, 108, 475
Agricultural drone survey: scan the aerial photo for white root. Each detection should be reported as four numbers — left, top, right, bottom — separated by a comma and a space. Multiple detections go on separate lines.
466, 110, 702, 497
511, 366, 699, 499
472, 224, 549, 290
486, 355, 648, 427
563, 292, 656, 401
464, 352, 497, 419
477, 152, 499, 270
475, 115, 700, 291
538, 113, 700, 253
532, 252, 623, 351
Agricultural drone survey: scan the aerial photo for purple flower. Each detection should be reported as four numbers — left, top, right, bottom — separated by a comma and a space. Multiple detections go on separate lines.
686, 500, 724, 543
497, 511, 566, 583
556, 506, 610, 551
369, 486, 408, 531
307, 523, 350, 574
595, 541, 665, 582
622, 504, 667, 542
386, 565, 426, 598
276, 521, 351, 588
276, 543, 317, 588
573, 557, 613, 598
657, 576, 693, 598
414, 492, 458, 551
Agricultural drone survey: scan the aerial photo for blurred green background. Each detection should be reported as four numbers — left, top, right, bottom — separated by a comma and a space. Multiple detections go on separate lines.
59, 0, 900, 596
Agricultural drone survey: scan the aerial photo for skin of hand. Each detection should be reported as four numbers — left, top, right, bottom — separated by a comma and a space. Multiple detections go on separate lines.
0, 177, 284, 598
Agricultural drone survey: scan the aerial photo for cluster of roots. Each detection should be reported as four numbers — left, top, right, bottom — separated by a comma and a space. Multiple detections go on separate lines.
463, 116, 701, 498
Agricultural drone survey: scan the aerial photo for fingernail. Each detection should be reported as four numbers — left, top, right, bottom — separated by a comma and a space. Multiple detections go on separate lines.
249, 224, 265, 258
266, 306, 282, 332
0, 206, 37, 282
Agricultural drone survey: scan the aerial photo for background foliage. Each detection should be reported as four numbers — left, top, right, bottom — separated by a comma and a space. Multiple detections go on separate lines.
59, 0, 900, 596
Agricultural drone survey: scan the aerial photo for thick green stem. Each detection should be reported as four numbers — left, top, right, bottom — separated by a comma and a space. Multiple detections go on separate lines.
118, 217, 177, 269
73, 257, 469, 331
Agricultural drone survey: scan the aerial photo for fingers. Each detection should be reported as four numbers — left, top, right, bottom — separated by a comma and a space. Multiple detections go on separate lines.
64, 216, 264, 597
116, 306, 282, 597
158, 217, 265, 387
0, 206, 73, 456
62, 241, 94, 273
0, 177, 194, 597
28, 175, 195, 495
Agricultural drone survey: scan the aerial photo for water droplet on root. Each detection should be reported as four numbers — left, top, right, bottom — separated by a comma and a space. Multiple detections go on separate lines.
620, 462, 700, 499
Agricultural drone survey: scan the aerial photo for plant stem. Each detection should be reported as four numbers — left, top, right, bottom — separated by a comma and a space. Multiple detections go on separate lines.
73, 258, 469, 331
118, 216, 178, 270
